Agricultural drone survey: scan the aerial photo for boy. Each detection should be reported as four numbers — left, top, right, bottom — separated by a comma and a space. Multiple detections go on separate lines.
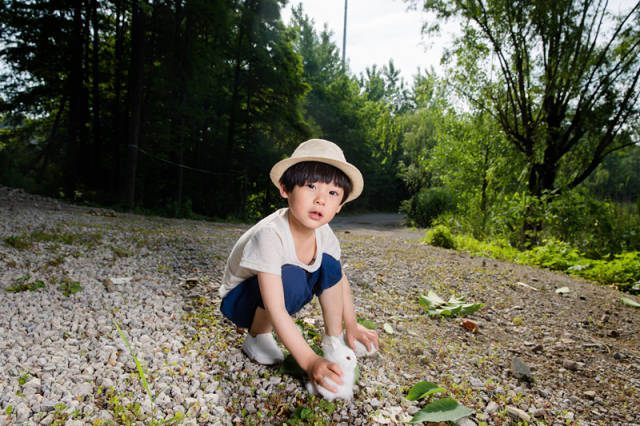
219, 139, 379, 395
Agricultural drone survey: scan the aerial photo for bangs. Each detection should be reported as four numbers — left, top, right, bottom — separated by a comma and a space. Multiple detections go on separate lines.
280, 161, 352, 203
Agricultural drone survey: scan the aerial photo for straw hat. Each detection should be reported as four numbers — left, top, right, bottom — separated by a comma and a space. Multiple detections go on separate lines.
269, 139, 364, 203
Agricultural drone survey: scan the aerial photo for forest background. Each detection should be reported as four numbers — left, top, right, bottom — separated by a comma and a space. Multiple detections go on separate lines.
1, 0, 639, 290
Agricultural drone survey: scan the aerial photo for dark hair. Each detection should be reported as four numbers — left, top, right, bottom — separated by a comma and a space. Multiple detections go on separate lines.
280, 161, 352, 204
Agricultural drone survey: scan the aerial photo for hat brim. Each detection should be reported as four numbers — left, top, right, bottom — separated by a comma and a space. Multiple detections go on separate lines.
270, 156, 364, 204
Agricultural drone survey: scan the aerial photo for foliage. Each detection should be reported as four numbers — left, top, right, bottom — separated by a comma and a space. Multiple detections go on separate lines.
418, 290, 484, 316
401, 187, 457, 228
419, 0, 640, 198
454, 234, 640, 293
405, 381, 473, 423
6, 274, 45, 293
58, 278, 83, 297
424, 224, 456, 249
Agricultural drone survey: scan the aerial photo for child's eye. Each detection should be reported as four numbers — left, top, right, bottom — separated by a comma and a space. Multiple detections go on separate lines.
329, 190, 340, 196
306, 183, 316, 190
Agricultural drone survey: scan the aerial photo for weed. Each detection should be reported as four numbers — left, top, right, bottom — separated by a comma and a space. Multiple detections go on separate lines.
58, 277, 83, 297
111, 245, 131, 258
6, 274, 45, 293
4, 235, 31, 250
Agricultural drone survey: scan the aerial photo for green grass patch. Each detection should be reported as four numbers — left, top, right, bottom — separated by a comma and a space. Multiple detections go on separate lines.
3, 229, 103, 250
447, 232, 640, 293
6, 274, 46, 293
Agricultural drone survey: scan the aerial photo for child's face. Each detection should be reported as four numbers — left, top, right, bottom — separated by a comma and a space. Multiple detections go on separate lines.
280, 180, 344, 231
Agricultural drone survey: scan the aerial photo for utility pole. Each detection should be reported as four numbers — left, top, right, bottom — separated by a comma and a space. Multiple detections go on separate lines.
342, 0, 347, 69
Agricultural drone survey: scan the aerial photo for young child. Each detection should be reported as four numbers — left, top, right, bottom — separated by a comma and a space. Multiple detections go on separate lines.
219, 139, 379, 395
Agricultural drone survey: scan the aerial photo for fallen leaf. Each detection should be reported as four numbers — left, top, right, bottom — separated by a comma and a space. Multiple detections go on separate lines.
620, 297, 640, 308
460, 319, 478, 332
383, 322, 394, 334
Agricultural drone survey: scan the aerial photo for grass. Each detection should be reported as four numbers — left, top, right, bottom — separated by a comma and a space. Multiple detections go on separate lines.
441, 232, 640, 293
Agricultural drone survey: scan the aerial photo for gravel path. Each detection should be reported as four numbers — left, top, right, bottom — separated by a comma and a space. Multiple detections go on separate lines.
1, 186, 639, 425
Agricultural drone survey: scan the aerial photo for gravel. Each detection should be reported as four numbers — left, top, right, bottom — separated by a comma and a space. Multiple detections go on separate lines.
1, 185, 639, 424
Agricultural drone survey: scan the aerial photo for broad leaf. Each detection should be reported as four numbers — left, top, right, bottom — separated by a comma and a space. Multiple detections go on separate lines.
620, 297, 640, 308
419, 290, 447, 308
409, 398, 474, 423
406, 381, 446, 401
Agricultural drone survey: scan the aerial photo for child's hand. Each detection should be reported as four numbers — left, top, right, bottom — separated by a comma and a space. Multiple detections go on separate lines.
344, 323, 379, 353
307, 355, 343, 394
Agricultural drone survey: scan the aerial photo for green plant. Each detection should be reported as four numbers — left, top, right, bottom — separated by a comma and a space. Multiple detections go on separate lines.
406, 381, 473, 423
418, 290, 484, 316
59, 278, 83, 297
3, 235, 31, 250
425, 224, 456, 249
401, 187, 457, 228
113, 320, 179, 424
6, 274, 45, 293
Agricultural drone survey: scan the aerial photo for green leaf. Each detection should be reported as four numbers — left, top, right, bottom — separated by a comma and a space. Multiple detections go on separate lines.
409, 398, 474, 423
383, 322, 394, 334
278, 353, 307, 380
406, 381, 447, 401
620, 297, 640, 308
419, 290, 447, 308
358, 319, 377, 329
555, 286, 570, 294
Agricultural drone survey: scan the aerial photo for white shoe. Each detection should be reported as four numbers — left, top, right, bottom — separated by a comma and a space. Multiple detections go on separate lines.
242, 333, 284, 365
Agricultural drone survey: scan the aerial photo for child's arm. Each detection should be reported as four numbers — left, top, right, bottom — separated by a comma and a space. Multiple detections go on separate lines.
340, 274, 379, 352
257, 271, 343, 392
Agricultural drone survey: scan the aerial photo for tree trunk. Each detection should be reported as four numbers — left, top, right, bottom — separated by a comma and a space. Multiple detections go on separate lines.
124, 0, 146, 208
111, 0, 126, 195
66, 0, 87, 197
90, 0, 102, 189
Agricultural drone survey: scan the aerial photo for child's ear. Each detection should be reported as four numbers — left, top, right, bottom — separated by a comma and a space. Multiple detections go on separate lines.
279, 183, 289, 199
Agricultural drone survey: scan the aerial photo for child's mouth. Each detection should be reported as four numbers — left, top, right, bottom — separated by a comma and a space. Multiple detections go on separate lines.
309, 211, 323, 220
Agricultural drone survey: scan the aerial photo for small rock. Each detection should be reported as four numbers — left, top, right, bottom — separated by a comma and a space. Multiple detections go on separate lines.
41, 400, 58, 412
506, 406, 531, 422
14, 403, 31, 423
72, 382, 93, 398
512, 357, 533, 381
583, 390, 596, 400
469, 377, 484, 389
532, 407, 545, 418
485, 401, 500, 414
456, 417, 477, 426
562, 359, 579, 371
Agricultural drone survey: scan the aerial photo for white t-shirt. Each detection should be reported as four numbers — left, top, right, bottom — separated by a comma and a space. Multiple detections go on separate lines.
219, 208, 342, 298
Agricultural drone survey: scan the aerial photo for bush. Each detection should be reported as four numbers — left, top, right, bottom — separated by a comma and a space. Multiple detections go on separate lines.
425, 225, 456, 249
401, 187, 457, 227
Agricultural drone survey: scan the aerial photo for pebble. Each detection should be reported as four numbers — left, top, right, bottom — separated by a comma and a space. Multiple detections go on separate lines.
506, 405, 531, 422
511, 357, 533, 381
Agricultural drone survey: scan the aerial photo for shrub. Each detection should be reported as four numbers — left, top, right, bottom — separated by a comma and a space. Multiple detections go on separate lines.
425, 225, 456, 249
401, 187, 457, 228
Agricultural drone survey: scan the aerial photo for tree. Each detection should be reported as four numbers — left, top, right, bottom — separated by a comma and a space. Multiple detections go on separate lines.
416, 0, 640, 197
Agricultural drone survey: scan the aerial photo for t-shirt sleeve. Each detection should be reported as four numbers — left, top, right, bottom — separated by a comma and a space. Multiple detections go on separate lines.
239, 227, 284, 275
321, 225, 341, 260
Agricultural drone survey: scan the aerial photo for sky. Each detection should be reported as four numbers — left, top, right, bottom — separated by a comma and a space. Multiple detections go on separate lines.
281, 0, 638, 84
281, 0, 445, 83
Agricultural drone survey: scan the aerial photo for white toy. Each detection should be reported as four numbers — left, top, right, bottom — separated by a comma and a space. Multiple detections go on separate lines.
306, 336, 357, 401
338, 332, 377, 357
